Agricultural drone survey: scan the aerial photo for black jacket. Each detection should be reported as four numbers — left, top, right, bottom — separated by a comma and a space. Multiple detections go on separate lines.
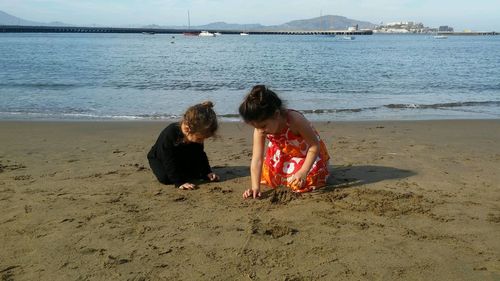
147, 123, 212, 186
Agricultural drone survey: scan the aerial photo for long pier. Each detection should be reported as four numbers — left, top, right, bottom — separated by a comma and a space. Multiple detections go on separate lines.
0, 25, 373, 35
437, 31, 499, 36
2, 25, 497, 36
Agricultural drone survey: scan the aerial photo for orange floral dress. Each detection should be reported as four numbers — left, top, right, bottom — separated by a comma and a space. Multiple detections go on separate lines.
261, 110, 330, 192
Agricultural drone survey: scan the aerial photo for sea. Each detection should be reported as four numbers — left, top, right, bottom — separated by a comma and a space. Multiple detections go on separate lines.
0, 33, 499, 121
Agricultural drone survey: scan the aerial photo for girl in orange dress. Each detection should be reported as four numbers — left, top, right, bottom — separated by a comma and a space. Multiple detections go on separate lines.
239, 85, 330, 199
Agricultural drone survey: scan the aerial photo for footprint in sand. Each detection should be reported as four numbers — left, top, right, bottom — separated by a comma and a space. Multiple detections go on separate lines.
263, 223, 298, 239
13, 175, 33, 181
249, 218, 298, 239
173, 195, 187, 202
119, 163, 148, 172
1, 266, 20, 281
0, 161, 26, 173
104, 255, 131, 267
208, 186, 233, 194
487, 213, 500, 223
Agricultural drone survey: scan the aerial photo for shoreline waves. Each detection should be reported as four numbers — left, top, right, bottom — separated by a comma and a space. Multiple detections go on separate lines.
1, 100, 499, 121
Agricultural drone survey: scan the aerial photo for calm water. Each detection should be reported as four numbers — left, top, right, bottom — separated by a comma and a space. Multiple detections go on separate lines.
0, 33, 499, 121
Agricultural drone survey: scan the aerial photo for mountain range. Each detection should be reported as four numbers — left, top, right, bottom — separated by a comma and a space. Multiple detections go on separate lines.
0, 10, 375, 30
0, 10, 71, 26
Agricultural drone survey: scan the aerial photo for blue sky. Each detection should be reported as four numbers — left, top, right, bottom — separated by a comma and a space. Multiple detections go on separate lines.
1, 0, 499, 31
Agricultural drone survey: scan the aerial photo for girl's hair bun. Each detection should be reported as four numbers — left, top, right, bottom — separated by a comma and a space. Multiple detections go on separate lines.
201, 101, 214, 108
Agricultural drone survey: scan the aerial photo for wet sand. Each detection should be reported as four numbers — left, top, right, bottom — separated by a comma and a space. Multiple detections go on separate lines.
1, 120, 499, 280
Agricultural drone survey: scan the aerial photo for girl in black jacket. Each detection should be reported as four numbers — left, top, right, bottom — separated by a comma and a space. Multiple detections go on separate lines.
147, 101, 219, 190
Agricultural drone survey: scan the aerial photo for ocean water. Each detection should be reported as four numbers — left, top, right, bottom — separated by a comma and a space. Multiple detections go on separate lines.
0, 33, 499, 121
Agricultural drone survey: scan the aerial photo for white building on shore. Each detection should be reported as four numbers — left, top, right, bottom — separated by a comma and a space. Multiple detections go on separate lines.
374, 21, 441, 34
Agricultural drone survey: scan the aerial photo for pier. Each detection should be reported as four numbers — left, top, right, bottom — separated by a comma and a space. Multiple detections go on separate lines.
243, 30, 373, 35
437, 31, 499, 36
0, 25, 373, 35
2, 25, 497, 36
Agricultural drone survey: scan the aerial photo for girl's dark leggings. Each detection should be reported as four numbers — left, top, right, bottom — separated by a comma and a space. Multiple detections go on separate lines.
148, 157, 172, 185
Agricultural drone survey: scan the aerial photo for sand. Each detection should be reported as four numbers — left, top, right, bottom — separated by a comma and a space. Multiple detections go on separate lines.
1, 120, 499, 280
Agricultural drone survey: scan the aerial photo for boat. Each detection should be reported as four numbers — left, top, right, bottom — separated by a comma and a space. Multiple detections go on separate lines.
433, 30, 448, 39
199, 31, 215, 37
240, 32, 249, 36
433, 35, 448, 39
214, 32, 222, 36
183, 10, 200, 36
342, 35, 355, 40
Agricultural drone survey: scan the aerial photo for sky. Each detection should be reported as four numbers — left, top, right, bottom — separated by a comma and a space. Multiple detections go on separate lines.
1, 0, 499, 31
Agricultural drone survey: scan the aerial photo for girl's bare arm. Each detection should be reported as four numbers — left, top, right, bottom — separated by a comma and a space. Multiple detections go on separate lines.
247, 128, 266, 198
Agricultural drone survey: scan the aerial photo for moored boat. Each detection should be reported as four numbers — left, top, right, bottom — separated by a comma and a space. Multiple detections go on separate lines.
183, 31, 200, 36
183, 10, 200, 36
199, 31, 215, 37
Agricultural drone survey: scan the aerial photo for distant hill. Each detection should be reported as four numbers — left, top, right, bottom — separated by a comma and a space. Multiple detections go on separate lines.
1, 9, 374, 31
270, 15, 376, 30
0, 10, 39, 25
197, 21, 265, 31
170, 15, 375, 31
174, 15, 375, 31
0, 10, 71, 26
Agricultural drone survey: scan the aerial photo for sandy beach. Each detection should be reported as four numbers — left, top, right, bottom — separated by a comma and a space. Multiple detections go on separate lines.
1, 120, 499, 280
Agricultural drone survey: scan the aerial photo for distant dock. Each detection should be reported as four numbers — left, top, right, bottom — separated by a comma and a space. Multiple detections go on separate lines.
244, 30, 373, 35
0, 25, 373, 35
2, 26, 497, 36
437, 31, 498, 36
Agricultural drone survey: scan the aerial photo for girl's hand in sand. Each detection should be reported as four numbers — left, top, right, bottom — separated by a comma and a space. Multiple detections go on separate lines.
288, 171, 307, 189
243, 188, 261, 199
178, 182, 196, 190
207, 172, 220, 182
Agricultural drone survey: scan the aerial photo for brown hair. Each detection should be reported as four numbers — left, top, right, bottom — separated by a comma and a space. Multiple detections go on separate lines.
239, 85, 285, 123
182, 101, 218, 137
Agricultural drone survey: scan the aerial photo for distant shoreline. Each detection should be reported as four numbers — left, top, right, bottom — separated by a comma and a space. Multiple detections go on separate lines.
374, 31, 499, 36
1, 25, 498, 35
0, 25, 375, 35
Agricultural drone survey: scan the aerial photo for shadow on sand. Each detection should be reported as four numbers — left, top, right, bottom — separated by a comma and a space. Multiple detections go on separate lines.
320, 165, 416, 192
212, 165, 250, 181
212, 164, 415, 199
214, 164, 415, 189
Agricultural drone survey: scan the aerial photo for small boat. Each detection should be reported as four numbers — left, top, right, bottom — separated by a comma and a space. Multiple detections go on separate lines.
199, 30, 215, 37
183, 10, 200, 36
240, 32, 249, 36
214, 32, 222, 36
433, 35, 448, 39
342, 35, 355, 40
